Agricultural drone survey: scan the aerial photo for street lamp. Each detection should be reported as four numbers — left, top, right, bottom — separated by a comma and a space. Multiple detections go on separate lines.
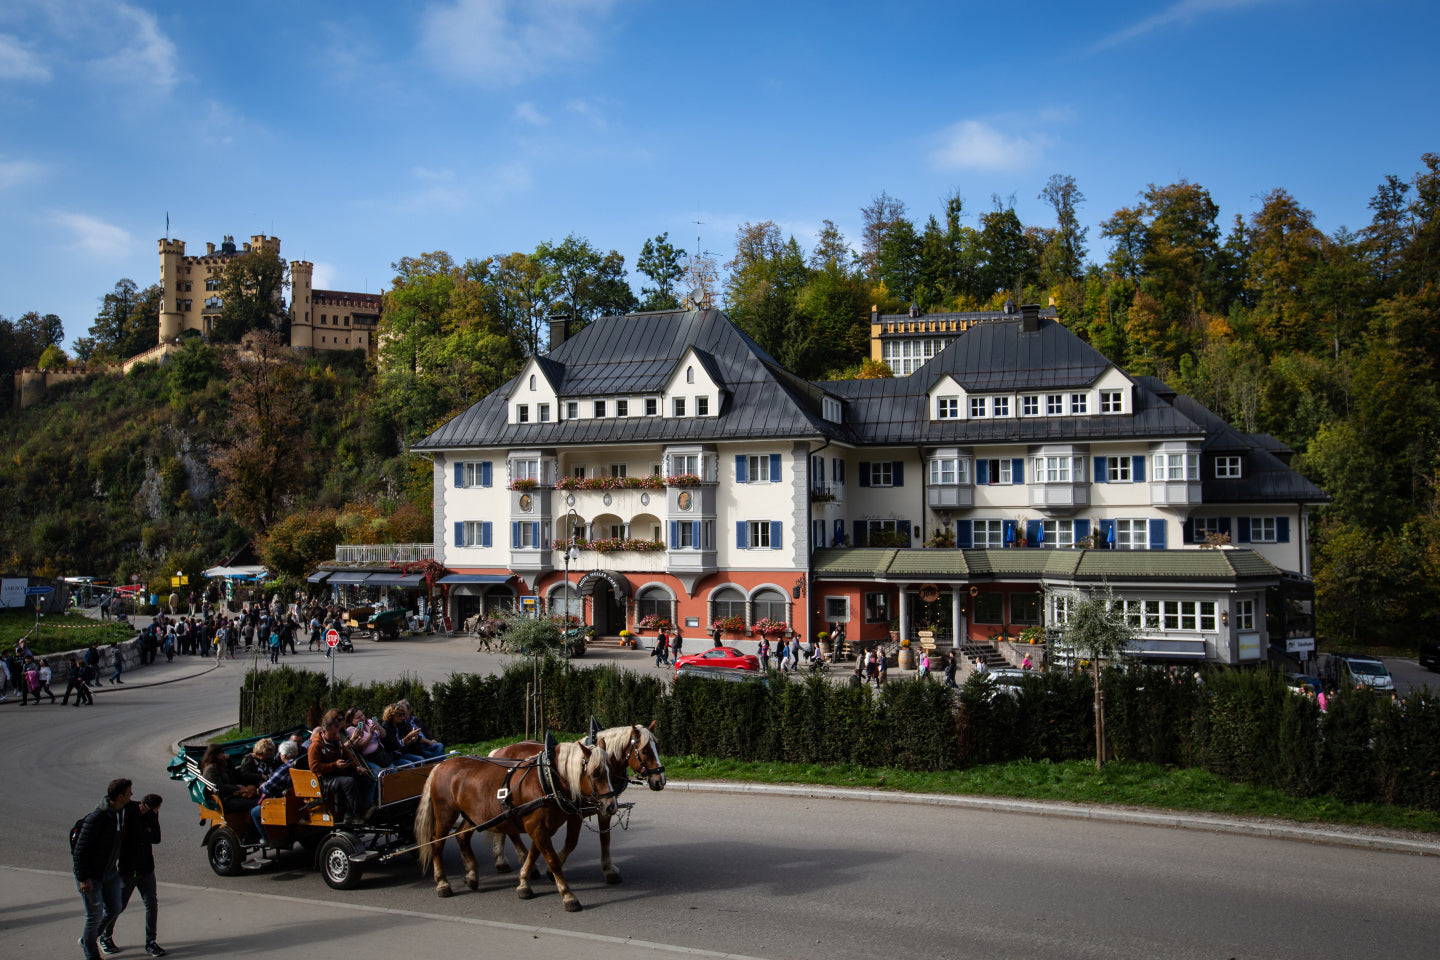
563, 508, 582, 624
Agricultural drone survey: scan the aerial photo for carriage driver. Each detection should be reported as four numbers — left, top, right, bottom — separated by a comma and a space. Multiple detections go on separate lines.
308, 709, 371, 819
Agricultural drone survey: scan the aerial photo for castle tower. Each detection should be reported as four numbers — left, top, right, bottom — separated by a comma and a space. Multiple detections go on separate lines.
158, 238, 186, 342
289, 259, 314, 350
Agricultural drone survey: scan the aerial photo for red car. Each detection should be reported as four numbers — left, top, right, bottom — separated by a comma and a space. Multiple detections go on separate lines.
673, 646, 760, 671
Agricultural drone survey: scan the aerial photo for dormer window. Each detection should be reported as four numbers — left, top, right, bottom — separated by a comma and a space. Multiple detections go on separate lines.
1100, 389, 1123, 413
696, 396, 709, 416
1021, 395, 1039, 416
1215, 456, 1242, 479
645, 398, 658, 416
673, 397, 686, 417
594, 400, 606, 418
516, 404, 529, 423
538, 403, 550, 422
1047, 394, 1064, 415
936, 396, 958, 419
1070, 393, 1088, 415
993, 396, 1010, 417
969, 396, 988, 418
616, 400, 629, 417
823, 397, 841, 422
566, 401, 578, 419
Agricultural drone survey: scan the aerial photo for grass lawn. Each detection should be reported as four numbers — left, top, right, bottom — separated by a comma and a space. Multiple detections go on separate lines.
0, 608, 134, 655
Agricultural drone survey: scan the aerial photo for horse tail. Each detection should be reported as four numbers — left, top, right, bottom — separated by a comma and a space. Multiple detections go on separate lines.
415, 768, 437, 875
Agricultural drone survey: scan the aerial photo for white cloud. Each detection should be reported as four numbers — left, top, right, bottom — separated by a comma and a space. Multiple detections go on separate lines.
564, 97, 608, 128
0, 32, 51, 81
0, 157, 44, 189
515, 100, 548, 125
51, 211, 132, 258
418, 0, 618, 85
1091, 0, 1282, 52
931, 119, 1052, 172
88, 2, 177, 93
310, 262, 338, 290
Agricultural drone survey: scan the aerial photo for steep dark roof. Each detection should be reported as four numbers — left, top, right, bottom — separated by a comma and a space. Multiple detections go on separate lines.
1171, 395, 1328, 503
921, 316, 1111, 391
415, 309, 849, 450
811, 547, 1284, 582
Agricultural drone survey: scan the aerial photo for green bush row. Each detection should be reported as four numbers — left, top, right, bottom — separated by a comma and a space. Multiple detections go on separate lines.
240, 662, 1440, 812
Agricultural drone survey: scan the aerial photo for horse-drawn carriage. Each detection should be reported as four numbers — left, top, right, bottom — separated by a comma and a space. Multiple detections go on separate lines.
166, 726, 445, 889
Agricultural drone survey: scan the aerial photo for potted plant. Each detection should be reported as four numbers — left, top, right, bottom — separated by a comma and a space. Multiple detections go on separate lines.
888, 618, 900, 643
711, 615, 746, 635
618, 628, 635, 648
752, 617, 787, 638
816, 630, 831, 658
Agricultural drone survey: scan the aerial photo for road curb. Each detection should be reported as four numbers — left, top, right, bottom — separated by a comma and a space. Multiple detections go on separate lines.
663, 780, 1440, 858
1, 659, 220, 706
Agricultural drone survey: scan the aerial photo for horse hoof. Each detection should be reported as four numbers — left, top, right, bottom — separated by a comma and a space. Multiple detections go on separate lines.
605, 871, 622, 885
466, 876, 479, 890
516, 887, 535, 900
495, 863, 512, 874
436, 885, 453, 899
564, 899, 583, 913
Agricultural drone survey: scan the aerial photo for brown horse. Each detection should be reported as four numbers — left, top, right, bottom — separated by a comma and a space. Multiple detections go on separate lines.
414, 739, 617, 911
488, 723, 665, 884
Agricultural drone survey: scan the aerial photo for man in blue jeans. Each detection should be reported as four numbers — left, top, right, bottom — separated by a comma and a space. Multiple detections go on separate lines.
98, 792, 167, 956
73, 778, 130, 960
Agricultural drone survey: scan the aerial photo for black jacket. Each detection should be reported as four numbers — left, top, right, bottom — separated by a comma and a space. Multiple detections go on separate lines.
73, 799, 124, 882
117, 800, 160, 877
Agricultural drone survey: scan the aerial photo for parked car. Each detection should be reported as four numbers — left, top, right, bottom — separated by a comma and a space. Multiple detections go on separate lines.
1420, 638, 1440, 672
1324, 653, 1395, 692
674, 646, 760, 672
674, 663, 769, 685
982, 667, 1031, 700
1285, 673, 1323, 696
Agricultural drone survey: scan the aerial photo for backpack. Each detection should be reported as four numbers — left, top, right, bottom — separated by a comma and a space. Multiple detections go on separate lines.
69, 815, 87, 853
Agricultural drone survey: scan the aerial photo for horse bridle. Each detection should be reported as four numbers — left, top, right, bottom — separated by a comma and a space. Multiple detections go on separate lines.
624, 730, 665, 784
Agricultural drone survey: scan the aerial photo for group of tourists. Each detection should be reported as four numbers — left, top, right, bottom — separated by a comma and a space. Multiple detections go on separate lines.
2, 639, 127, 706
73, 778, 167, 959
130, 599, 351, 665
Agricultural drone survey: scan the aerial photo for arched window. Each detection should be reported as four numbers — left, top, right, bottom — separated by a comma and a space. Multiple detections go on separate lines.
752, 587, 789, 624
710, 585, 746, 622
636, 585, 675, 625
686, 366, 694, 383
549, 583, 580, 619
529, 374, 536, 390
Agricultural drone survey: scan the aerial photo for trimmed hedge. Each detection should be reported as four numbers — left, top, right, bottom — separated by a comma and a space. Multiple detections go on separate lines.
240, 662, 1440, 813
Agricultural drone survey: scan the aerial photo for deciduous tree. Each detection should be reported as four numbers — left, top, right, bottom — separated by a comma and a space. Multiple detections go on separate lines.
213, 245, 289, 342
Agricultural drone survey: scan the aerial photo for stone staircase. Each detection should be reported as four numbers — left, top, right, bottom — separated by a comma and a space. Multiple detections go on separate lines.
955, 639, 1008, 669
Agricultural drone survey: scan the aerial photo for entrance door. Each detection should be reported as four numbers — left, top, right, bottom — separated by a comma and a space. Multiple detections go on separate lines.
591, 582, 626, 636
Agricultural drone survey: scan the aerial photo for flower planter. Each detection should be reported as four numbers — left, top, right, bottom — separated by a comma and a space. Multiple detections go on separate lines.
897, 647, 914, 670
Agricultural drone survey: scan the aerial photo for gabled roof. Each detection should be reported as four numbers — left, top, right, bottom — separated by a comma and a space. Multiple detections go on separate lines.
414, 309, 850, 450
1171, 396, 1328, 503
920, 316, 1112, 391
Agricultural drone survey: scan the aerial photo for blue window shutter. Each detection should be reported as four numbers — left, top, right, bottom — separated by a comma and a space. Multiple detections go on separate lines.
1012, 459, 1024, 484
771, 522, 783, 549
1277, 517, 1290, 543
816, 458, 825, 482
858, 462, 870, 487
1026, 519, 1041, 545
1149, 518, 1167, 549
1094, 457, 1107, 483
1183, 518, 1195, 543
1219, 517, 1232, 537
736, 521, 748, 549
691, 521, 700, 548
1133, 456, 1145, 483
770, 453, 781, 481
1074, 519, 1090, 544
454, 462, 464, 488
481, 461, 493, 487
531, 522, 540, 546
735, 455, 747, 484
892, 462, 904, 487
511, 523, 521, 549
836, 460, 845, 483
454, 521, 465, 547
976, 459, 989, 485
834, 518, 844, 546
853, 521, 865, 545
1003, 520, 1016, 545
670, 521, 679, 549
1099, 519, 1115, 548
954, 520, 972, 548
898, 520, 910, 542
1237, 517, 1251, 543
480, 522, 492, 548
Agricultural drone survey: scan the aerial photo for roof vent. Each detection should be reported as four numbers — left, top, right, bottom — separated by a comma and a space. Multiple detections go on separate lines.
908, 302, 920, 318
1003, 297, 1016, 315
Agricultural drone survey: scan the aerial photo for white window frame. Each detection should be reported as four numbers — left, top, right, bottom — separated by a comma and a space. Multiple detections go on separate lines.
1050, 594, 1072, 625
672, 453, 699, 477
928, 458, 957, 485
461, 461, 490, 488
746, 454, 775, 483
1155, 452, 1200, 481
1249, 517, 1278, 543
566, 401, 578, 419
1021, 395, 1039, 416
1041, 519, 1074, 549
1105, 456, 1131, 482
1235, 599, 1255, 631
824, 596, 850, 622
537, 403, 550, 422
1216, 456, 1242, 478
462, 521, 490, 547
1194, 517, 1224, 540
973, 519, 1004, 549
594, 400, 606, 418
868, 461, 893, 487
696, 396, 710, 416
969, 396, 988, 418
672, 397, 686, 417
747, 521, 773, 549
1114, 518, 1148, 550
937, 396, 959, 419
993, 396, 1011, 417
1070, 393, 1089, 415
616, 399, 629, 417
609, 463, 627, 479
644, 397, 658, 416
1099, 389, 1123, 414
1046, 394, 1064, 415
516, 404, 529, 423
1033, 456, 1073, 483
512, 459, 539, 482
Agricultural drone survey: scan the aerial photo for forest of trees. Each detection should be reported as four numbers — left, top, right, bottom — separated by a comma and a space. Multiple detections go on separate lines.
3, 153, 1438, 648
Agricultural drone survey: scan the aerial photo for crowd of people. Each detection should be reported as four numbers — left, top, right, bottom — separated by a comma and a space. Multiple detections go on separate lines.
128, 598, 354, 665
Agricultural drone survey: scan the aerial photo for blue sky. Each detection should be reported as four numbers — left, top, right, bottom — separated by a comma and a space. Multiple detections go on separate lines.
2, 0, 1436, 353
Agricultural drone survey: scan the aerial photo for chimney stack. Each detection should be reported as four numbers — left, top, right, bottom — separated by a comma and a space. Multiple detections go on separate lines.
1020, 303, 1041, 332
547, 312, 572, 353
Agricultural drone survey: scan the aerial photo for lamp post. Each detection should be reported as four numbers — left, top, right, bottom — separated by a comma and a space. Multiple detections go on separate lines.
564, 509, 582, 625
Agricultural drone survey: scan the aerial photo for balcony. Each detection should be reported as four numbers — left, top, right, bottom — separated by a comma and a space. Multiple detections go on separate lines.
1149, 481, 1202, 507
334, 543, 434, 563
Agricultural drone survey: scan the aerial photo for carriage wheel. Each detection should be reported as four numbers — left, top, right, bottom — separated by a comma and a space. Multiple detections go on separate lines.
207, 827, 244, 877
319, 834, 363, 890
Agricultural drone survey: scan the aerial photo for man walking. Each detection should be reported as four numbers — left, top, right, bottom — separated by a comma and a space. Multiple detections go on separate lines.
98, 793, 167, 956
74, 778, 130, 960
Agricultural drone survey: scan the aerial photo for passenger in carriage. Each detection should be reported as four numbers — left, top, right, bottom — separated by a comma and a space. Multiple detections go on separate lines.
309, 709, 371, 820
248, 740, 302, 841
379, 704, 426, 766
344, 707, 393, 773
200, 744, 259, 838
386, 700, 445, 760
238, 739, 280, 787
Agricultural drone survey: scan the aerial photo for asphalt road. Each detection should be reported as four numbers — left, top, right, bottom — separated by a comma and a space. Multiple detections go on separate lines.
3, 637, 1438, 959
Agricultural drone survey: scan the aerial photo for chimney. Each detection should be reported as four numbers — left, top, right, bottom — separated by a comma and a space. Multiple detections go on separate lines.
547, 312, 571, 352
206, 242, 216, 255
1020, 303, 1041, 333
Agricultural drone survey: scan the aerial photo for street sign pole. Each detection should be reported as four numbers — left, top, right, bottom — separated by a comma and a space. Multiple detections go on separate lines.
326, 628, 340, 688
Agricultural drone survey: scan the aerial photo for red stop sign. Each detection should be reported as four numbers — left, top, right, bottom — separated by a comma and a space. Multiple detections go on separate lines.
325, 629, 340, 648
